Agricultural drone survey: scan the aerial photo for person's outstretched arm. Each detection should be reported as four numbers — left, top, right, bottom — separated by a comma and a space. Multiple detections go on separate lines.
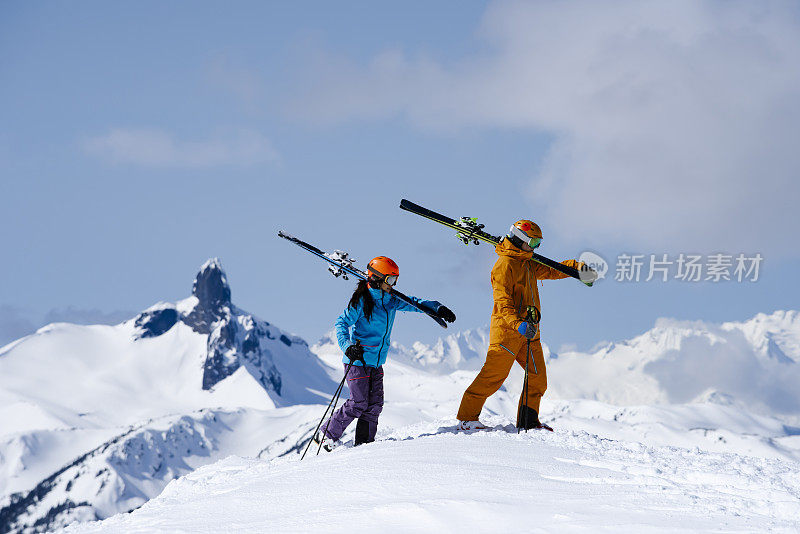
533, 259, 583, 280
392, 294, 442, 314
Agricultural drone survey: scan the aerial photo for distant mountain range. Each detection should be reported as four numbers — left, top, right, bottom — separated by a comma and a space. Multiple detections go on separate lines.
360, 309, 800, 417
1, 258, 798, 532
0, 259, 335, 533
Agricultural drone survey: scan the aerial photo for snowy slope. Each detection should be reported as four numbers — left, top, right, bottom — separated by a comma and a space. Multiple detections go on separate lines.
314, 331, 800, 464
1, 406, 325, 532
0, 259, 336, 533
64, 418, 800, 534
2, 278, 800, 532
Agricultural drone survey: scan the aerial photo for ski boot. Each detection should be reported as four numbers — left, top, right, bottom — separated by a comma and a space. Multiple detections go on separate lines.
457, 420, 489, 432
313, 432, 341, 452
517, 406, 554, 432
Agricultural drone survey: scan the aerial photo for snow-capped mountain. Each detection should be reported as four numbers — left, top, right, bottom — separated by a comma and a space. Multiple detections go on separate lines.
311, 311, 800, 461
59, 306, 800, 533
547, 311, 800, 419
0, 259, 336, 533
318, 309, 800, 419
2, 258, 799, 534
312, 326, 492, 374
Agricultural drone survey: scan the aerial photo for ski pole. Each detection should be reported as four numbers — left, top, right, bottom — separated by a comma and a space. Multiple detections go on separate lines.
315, 362, 352, 456
518, 306, 540, 433
519, 338, 530, 434
301, 360, 354, 460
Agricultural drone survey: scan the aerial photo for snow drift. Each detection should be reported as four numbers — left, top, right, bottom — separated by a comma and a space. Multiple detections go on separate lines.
1, 256, 799, 532
64, 418, 800, 534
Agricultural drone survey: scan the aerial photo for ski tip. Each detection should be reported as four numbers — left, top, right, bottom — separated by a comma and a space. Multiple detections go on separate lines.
399, 198, 420, 211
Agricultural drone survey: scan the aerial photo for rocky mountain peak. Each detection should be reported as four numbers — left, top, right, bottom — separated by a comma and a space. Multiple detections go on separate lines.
192, 258, 231, 311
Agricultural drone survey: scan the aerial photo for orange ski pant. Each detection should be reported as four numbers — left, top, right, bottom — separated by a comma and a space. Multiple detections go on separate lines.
457, 339, 547, 421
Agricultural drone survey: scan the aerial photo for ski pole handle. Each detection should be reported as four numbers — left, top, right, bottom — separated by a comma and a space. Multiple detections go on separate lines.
526, 305, 541, 324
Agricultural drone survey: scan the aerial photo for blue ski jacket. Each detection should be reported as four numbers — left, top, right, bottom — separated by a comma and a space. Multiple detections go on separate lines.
335, 287, 441, 368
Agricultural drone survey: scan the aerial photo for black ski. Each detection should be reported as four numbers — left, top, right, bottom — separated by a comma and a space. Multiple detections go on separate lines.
278, 231, 448, 328
399, 199, 596, 286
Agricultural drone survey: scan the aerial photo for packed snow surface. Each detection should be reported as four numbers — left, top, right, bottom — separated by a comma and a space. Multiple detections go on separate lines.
2, 256, 799, 534
66, 417, 800, 534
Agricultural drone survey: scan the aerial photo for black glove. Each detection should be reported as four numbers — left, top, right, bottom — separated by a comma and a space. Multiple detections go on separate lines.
437, 305, 456, 323
345, 343, 366, 366
517, 321, 537, 340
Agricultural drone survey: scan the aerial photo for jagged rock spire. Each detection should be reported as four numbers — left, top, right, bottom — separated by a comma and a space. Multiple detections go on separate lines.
132, 258, 293, 394
192, 258, 231, 311
184, 258, 232, 335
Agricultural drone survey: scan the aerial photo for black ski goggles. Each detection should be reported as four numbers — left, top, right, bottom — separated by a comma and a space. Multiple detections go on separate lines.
368, 267, 398, 286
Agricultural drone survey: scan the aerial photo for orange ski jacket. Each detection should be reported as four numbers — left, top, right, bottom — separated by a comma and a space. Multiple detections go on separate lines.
489, 237, 582, 355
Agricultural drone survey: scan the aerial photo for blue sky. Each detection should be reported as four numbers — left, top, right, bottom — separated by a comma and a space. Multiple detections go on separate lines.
2, 1, 799, 351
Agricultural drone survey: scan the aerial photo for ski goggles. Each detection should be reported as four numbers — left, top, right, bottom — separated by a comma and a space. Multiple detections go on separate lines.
509, 226, 542, 249
368, 267, 398, 286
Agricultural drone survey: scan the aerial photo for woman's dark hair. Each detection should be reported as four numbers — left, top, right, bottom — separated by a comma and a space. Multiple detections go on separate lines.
348, 279, 375, 320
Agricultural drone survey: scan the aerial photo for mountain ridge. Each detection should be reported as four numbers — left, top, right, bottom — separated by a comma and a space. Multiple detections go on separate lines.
0, 259, 335, 533
1, 255, 798, 532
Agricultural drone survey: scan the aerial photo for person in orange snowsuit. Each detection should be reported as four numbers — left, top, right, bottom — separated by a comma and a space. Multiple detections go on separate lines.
456, 220, 588, 431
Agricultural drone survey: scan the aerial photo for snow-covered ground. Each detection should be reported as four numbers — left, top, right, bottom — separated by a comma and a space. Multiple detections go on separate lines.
65, 418, 800, 534
0, 260, 338, 532
2, 259, 799, 532
315, 324, 800, 464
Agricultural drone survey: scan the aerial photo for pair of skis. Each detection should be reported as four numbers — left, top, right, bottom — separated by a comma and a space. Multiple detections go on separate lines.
399, 199, 597, 286
277, 231, 448, 328
279, 199, 596, 330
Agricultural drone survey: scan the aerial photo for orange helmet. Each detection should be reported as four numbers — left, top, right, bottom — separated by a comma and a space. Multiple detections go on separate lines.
367, 256, 399, 286
508, 219, 543, 249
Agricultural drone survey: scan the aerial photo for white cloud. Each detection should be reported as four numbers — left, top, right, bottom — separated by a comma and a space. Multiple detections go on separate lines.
85, 128, 279, 168
290, 0, 800, 255
644, 325, 800, 414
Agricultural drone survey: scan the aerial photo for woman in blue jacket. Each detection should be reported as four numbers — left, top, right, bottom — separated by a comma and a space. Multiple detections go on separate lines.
317, 256, 456, 450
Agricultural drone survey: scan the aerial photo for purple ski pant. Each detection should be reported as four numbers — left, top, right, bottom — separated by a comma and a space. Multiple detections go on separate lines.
322, 364, 384, 443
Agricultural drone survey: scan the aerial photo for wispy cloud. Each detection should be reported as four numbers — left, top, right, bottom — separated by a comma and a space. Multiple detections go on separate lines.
289, 0, 800, 255
84, 128, 279, 168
